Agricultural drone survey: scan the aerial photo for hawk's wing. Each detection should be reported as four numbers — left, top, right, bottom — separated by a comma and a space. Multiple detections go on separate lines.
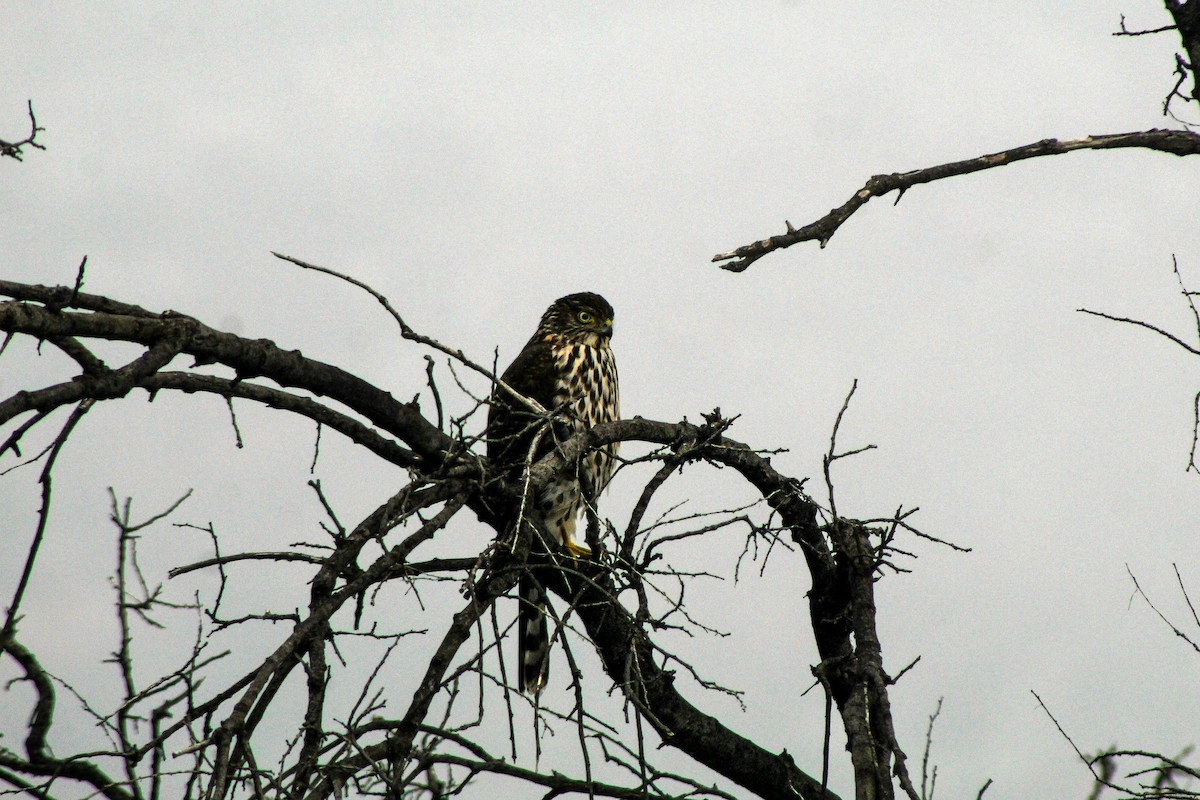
488, 336, 558, 473
488, 336, 562, 694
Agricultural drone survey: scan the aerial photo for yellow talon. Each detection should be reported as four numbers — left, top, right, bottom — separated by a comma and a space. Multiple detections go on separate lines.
563, 537, 592, 559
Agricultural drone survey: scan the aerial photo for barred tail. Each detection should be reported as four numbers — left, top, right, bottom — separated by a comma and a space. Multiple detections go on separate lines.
518, 575, 550, 694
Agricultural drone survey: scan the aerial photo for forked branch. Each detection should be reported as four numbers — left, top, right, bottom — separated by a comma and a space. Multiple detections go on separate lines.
0, 101, 45, 162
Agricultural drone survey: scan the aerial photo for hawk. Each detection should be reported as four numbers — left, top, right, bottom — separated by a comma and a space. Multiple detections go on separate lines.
488, 292, 620, 694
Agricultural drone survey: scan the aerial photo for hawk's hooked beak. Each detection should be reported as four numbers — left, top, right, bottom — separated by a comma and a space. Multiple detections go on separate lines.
600, 319, 613, 337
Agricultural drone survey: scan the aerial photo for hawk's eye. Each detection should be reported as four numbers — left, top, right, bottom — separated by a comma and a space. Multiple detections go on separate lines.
577, 311, 594, 324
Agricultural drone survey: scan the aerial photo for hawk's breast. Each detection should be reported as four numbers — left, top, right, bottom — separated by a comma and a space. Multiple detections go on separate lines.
552, 340, 619, 493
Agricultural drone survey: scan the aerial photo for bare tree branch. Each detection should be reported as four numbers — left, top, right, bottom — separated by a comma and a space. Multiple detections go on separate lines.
0, 101, 45, 161
713, 129, 1200, 272
0, 400, 91, 645
0, 638, 135, 800
0, 278, 941, 800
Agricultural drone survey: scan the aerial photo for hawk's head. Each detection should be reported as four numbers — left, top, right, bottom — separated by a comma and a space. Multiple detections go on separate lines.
537, 292, 615, 346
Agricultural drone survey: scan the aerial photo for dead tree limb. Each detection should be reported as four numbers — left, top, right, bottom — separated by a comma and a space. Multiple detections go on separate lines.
713, 129, 1200, 273
0, 279, 930, 800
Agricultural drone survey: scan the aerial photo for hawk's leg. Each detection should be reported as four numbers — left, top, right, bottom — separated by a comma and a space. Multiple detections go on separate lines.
559, 516, 592, 558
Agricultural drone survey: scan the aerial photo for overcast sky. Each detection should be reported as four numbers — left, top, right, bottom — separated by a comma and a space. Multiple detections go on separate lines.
4, 4, 1200, 798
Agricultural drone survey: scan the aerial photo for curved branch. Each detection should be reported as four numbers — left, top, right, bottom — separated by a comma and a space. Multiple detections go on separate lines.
0, 334, 187, 427
0, 638, 133, 800
271, 252, 549, 417
140, 372, 419, 468
0, 297, 454, 465
712, 128, 1200, 272
529, 418, 846, 800
1078, 307, 1200, 355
